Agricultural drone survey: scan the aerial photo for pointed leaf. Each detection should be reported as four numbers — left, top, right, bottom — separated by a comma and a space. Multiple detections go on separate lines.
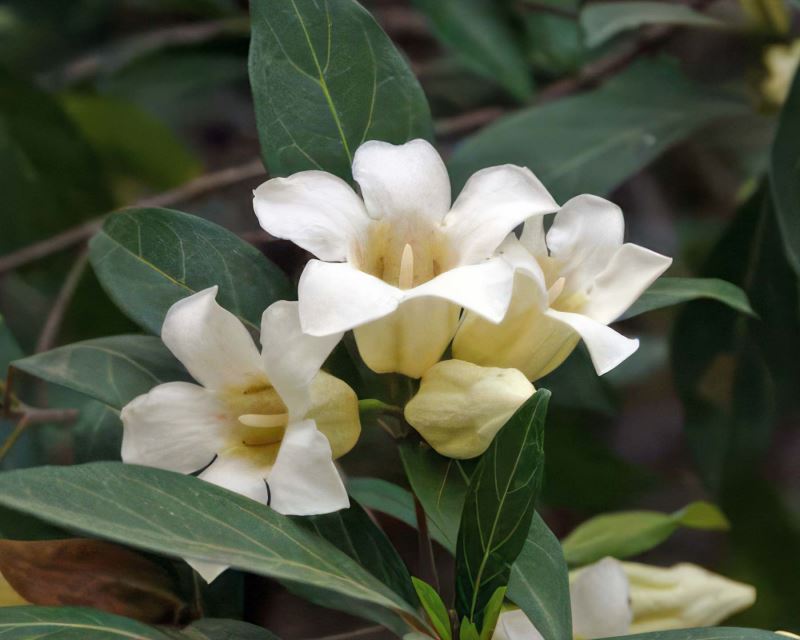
607, 629, 782, 640
0, 606, 173, 639
348, 477, 451, 551
478, 586, 506, 640
89, 208, 292, 336
507, 513, 572, 640
248, 0, 433, 182
412, 577, 452, 640
561, 501, 729, 566
455, 390, 550, 627
0, 463, 423, 630
12, 335, 189, 412
621, 277, 754, 320
178, 618, 280, 639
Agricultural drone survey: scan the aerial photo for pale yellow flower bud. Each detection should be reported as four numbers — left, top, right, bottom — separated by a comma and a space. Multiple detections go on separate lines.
404, 360, 534, 459
623, 561, 756, 633
762, 39, 800, 106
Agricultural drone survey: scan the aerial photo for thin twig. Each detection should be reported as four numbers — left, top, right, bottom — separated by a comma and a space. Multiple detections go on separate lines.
0, 415, 31, 463
307, 625, 386, 640
414, 494, 440, 592
0, 158, 266, 275
35, 249, 89, 353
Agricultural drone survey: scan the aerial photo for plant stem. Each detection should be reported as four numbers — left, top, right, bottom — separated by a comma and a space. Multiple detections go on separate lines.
414, 494, 440, 592
0, 415, 31, 462
35, 249, 89, 353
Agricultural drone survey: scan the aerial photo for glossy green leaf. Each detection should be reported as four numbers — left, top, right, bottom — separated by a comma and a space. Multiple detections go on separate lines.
12, 335, 188, 411
448, 59, 744, 201
348, 477, 451, 550
410, 0, 532, 101
0, 463, 423, 628
71, 398, 124, 462
607, 629, 781, 640
478, 586, 506, 640
518, 10, 584, 77
770, 64, 800, 277
89, 208, 292, 335
455, 390, 549, 627
299, 500, 418, 607
412, 577, 452, 640
562, 501, 729, 566
459, 619, 480, 640
61, 93, 201, 191
581, 2, 724, 48
399, 442, 475, 554
621, 277, 754, 320
248, 0, 433, 182
0, 606, 172, 639
507, 513, 572, 640
177, 618, 280, 639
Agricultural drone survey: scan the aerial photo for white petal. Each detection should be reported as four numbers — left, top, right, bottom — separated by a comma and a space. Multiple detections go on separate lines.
188, 559, 228, 584
545, 309, 639, 375
444, 165, 558, 265
121, 382, 226, 474
546, 195, 624, 295
199, 452, 271, 504
253, 171, 369, 261
519, 216, 548, 258
570, 557, 632, 639
352, 139, 451, 223
298, 260, 402, 335
405, 257, 515, 324
493, 609, 544, 640
268, 419, 349, 516
583, 243, 673, 324
161, 286, 263, 391
260, 301, 342, 419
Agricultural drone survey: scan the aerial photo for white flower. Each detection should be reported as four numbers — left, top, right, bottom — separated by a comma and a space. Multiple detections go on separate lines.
404, 360, 534, 459
454, 195, 672, 381
493, 557, 756, 640
253, 139, 558, 378
121, 287, 360, 582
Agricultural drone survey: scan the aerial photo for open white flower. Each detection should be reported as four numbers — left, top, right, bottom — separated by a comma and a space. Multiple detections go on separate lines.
493, 557, 756, 640
454, 195, 672, 381
253, 139, 558, 378
121, 287, 360, 582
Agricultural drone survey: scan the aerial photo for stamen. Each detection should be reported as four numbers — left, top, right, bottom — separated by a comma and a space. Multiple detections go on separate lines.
238, 413, 289, 428
398, 243, 415, 290
547, 277, 566, 306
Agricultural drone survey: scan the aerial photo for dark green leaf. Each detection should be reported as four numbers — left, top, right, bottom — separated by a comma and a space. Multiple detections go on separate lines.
448, 59, 744, 201
580, 2, 724, 48
769, 63, 800, 277
518, 12, 584, 77
0, 463, 423, 628
61, 93, 201, 191
412, 577, 452, 640
248, 0, 433, 181
621, 277, 754, 320
72, 398, 123, 462
507, 513, 572, 640
399, 442, 474, 554
178, 618, 280, 640
0, 67, 112, 253
0, 314, 23, 373
12, 335, 189, 412
89, 208, 292, 335
0, 606, 172, 639
348, 477, 451, 550
410, 0, 532, 101
459, 618, 480, 640
298, 500, 418, 606
455, 390, 549, 627
561, 501, 729, 566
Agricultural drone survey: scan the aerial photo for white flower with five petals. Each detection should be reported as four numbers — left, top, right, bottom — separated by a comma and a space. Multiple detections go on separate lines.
121, 287, 360, 581
454, 195, 673, 381
253, 139, 559, 378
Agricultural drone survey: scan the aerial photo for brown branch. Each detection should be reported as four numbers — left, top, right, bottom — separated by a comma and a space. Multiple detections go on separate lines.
35, 249, 89, 353
0, 158, 267, 276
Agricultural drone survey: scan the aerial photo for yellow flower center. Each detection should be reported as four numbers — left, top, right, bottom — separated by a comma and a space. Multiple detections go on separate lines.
220, 378, 289, 449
